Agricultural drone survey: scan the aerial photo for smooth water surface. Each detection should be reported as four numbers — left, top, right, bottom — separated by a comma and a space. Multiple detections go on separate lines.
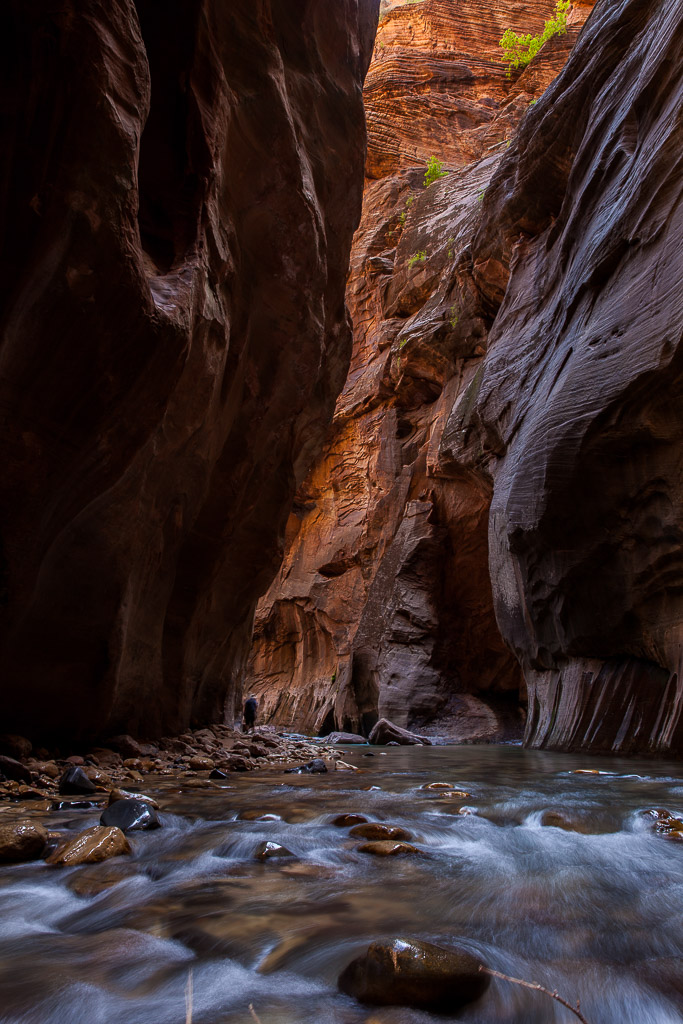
0, 745, 682, 1024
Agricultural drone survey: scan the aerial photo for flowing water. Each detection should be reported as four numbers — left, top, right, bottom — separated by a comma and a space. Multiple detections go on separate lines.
0, 744, 682, 1024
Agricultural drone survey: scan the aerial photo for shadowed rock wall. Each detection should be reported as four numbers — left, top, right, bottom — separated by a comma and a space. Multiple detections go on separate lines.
246, 0, 592, 741
467, 0, 683, 753
0, 0, 378, 742
248, 0, 683, 756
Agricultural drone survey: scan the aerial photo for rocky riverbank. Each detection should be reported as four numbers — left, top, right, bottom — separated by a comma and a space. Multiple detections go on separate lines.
0, 727, 348, 814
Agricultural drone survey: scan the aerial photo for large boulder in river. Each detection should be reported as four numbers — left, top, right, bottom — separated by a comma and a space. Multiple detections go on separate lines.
58, 766, 96, 795
46, 826, 131, 866
338, 938, 489, 1011
100, 798, 161, 832
368, 719, 431, 746
0, 820, 48, 863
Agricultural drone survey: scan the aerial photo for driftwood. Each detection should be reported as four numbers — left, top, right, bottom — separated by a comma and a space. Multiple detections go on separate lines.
480, 966, 591, 1023
248, 1005, 264, 1024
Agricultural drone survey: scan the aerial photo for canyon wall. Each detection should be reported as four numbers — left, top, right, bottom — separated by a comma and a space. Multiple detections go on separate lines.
246, 0, 593, 741
0, 0, 378, 742
247, 0, 683, 756
468, 0, 683, 753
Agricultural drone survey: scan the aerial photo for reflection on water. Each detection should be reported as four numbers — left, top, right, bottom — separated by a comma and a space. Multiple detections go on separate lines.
0, 745, 682, 1023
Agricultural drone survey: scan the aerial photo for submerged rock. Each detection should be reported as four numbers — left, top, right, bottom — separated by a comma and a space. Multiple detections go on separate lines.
58, 766, 96, 795
350, 823, 413, 841
338, 937, 489, 1010
326, 732, 368, 744
0, 820, 48, 863
285, 758, 328, 774
254, 841, 295, 862
357, 841, 420, 857
332, 814, 368, 827
47, 826, 131, 866
100, 798, 161, 832
107, 788, 159, 809
369, 720, 431, 746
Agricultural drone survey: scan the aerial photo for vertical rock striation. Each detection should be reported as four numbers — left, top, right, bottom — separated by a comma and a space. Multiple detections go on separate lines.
0, 0, 378, 742
249, 0, 683, 756
247, 0, 592, 740
467, 0, 683, 753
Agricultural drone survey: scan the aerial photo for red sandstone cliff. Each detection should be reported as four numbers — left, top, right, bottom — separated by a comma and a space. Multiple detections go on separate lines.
246, 0, 594, 741
0, 0, 378, 742
249, 0, 683, 756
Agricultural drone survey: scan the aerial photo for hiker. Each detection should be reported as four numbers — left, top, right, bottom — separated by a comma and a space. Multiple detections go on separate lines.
243, 694, 258, 733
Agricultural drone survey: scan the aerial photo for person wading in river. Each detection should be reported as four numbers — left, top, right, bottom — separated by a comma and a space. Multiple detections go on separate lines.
242, 694, 258, 733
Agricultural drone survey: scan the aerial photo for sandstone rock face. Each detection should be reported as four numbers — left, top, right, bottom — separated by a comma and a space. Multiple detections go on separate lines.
0, 0, 378, 743
466, 0, 683, 754
249, 0, 683, 756
246, 0, 590, 740
367, 0, 591, 178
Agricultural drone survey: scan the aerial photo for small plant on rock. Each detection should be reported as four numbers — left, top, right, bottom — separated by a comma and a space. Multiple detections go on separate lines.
499, 0, 570, 77
423, 156, 448, 187
448, 304, 460, 328
408, 250, 427, 268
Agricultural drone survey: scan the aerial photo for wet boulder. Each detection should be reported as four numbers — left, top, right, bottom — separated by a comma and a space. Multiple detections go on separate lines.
0, 755, 32, 783
0, 820, 48, 863
332, 813, 368, 827
46, 825, 131, 866
357, 841, 420, 857
285, 758, 328, 774
100, 798, 161, 832
369, 720, 432, 746
254, 841, 295, 862
209, 768, 230, 780
540, 809, 600, 834
107, 788, 159, 809
338, 937, 489, 1011
219, 754, 251, 772
58, 766, 96, 795
350, 823, 413, 841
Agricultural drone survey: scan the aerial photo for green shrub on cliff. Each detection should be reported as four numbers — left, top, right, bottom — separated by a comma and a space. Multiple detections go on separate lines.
408, 250, 427, 268
423, 156, 448, 187
499, 0, 570, 76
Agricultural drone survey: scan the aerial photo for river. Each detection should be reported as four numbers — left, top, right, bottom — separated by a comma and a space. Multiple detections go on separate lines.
0, 744, 682, 1023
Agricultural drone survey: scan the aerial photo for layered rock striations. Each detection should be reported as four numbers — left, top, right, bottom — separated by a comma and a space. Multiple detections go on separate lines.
465, 0, 683, 753
247, 0, 593, 740
249, 0, 683, 756
0, 0, 378, 742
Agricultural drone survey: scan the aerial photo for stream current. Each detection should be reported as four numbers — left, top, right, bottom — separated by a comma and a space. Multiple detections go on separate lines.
0, 744, 682, 1024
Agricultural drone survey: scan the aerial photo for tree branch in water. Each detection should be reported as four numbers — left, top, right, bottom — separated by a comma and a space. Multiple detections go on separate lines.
479, 966, 591, 1023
